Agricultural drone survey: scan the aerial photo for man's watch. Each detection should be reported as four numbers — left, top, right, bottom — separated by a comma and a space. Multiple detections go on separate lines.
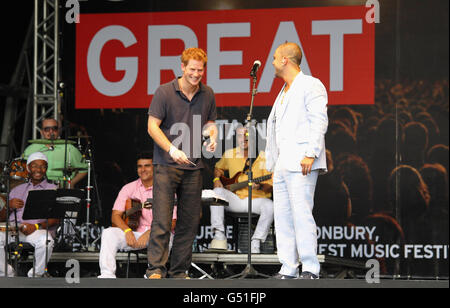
305, 151, 317, 159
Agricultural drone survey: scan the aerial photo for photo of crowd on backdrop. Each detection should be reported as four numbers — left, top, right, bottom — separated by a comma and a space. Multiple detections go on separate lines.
0, 0, 448, 287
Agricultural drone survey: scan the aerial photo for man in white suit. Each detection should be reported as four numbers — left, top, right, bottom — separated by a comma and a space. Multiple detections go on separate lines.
265, 42, 328, 279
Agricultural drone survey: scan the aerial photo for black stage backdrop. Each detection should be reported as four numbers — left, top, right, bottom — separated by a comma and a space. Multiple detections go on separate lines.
1, 0, 448, 278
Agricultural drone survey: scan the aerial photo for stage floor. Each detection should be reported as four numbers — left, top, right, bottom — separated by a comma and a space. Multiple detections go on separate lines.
3, 251, 448, 285
0, 277, 448, 289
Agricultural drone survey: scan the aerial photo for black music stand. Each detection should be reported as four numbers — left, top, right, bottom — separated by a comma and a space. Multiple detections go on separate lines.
23, 189, 81, 275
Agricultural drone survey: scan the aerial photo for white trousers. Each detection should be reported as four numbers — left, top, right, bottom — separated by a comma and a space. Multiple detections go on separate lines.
0, 230, 54, 277
98, 227, 147, 278
273, 165, 320, 277
98, 227, 174, 278
210, 188, 274, 242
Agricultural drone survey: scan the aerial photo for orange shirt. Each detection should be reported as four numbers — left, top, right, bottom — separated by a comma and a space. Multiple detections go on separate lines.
215, 148, 272, 200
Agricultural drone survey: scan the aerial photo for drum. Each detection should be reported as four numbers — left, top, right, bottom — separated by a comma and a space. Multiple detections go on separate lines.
9, 158, 28, 181
0, 193, 6, 216
0, 222, 18, 234
0, 193, 5, 206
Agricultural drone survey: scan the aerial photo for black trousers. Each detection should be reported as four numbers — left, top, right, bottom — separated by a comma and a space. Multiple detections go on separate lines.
147, 164, 202, 277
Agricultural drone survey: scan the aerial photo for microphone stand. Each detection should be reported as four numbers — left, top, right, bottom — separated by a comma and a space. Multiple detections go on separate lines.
60, 82, 70, 190
227, 70, 270, 279
87, 143, 103, 250
3, 160, 12, 277
80, 139, 103, 251
11, 209, 20, 273
2, 160, 22, 277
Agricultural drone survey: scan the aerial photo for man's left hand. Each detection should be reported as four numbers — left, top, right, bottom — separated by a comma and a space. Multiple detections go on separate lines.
205, 139, 217, 153
135, 230, 150, 249
20, 223, 36, 236
300, 157, 315, 176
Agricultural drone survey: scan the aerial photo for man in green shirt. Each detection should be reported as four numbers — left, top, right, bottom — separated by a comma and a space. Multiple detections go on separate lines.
23, 118, 88, 188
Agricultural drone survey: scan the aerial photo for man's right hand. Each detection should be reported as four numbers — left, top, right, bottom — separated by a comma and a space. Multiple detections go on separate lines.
169, 145, 191, 165
9, 198, 24, 209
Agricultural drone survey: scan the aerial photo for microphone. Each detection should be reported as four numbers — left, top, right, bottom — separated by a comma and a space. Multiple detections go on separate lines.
48, 133, 57, 151
48, 133, 56, 151
250, 60, 262, 77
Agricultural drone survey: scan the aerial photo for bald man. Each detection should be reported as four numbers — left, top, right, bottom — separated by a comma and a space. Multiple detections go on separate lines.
265, 42, 328, 279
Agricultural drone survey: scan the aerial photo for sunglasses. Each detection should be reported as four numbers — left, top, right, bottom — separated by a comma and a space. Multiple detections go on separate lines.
43, 126, 58, 132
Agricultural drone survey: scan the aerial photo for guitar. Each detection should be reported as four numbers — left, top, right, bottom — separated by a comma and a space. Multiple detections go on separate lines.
112, 198, 152, 231
220, 172, 272, 192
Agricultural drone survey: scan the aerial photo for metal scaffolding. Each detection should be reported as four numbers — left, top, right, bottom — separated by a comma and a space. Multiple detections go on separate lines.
33, 0, 61, 139
0, 0, 60, 162
0, 16, 34, 161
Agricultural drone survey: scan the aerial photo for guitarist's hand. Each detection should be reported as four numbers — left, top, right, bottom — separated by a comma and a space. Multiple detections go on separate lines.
125, 230, 138, 248
254, 183, 272, 193
135, 230, 150, 249
214, 179, 224, 189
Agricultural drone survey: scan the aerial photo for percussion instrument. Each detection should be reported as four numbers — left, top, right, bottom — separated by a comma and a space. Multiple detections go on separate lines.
68, 135, 92, 139
9, 158, 28, 181
0, 222, 18, 234
0, 193, 6, 217
28, 139, 75, 145
53, 167, 88, 174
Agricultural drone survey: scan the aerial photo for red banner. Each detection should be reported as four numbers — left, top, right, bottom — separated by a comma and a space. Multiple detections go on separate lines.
75, 6, 374, 109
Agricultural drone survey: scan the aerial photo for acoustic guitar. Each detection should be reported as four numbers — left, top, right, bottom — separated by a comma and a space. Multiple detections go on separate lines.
220, 172, 272, 192
112, 198, 152, 231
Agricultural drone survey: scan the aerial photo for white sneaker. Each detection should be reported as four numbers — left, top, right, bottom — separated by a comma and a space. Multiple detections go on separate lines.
210, 239, 227, 250
2, 265, 16, 277
251, 239, 261, 254
214, 231, 226, 241
98, 273, 116, 279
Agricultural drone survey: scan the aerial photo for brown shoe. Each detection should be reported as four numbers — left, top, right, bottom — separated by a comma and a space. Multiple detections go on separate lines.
169, 272, 191, 279
144, 270, 162, 279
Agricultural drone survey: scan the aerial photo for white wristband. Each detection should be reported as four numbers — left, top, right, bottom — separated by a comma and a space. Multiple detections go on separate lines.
169, 145, 177, 156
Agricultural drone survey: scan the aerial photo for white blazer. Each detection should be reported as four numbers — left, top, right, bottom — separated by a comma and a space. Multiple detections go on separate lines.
265, 71, 328, 174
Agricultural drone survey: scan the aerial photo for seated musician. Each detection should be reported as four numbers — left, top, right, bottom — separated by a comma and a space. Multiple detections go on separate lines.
98, 152, 176, 279
210, 127, 274, 253
23, 118, 88, 188
0, 152, 58, 277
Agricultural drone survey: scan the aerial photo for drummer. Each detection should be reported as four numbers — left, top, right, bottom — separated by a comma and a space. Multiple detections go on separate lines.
23, 118, 88, 188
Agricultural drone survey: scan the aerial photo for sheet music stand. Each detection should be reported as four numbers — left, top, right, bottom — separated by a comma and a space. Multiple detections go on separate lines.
23, 189, 81, 275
